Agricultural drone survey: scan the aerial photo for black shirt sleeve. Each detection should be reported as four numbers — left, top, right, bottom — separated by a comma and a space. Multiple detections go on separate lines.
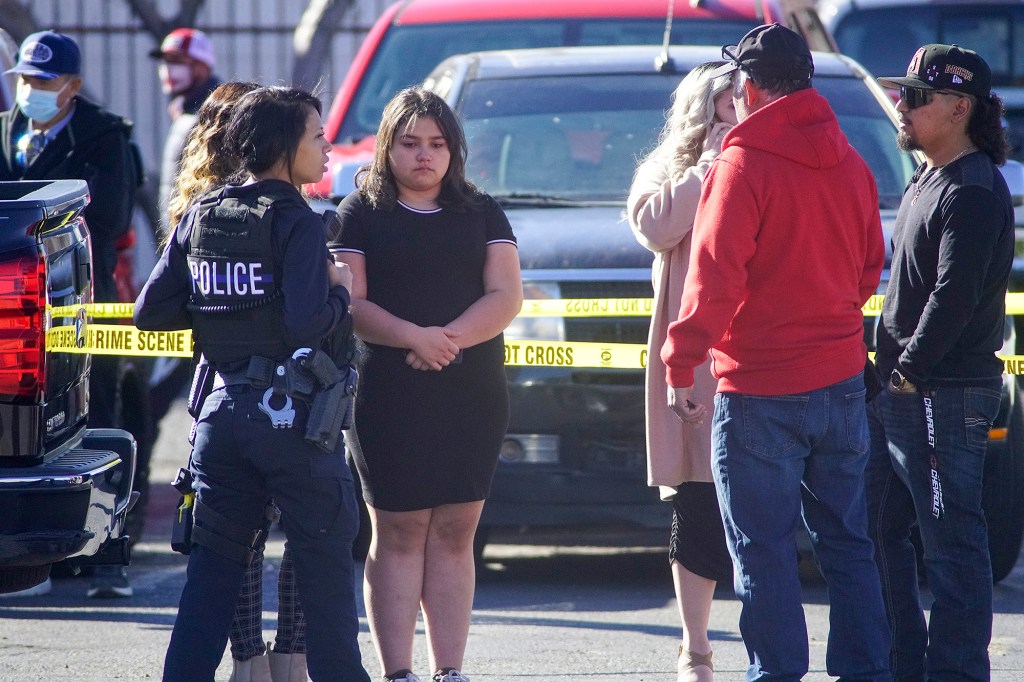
133, 215, 193, 331
279, 206, 351, 348
331, 192, 370, 255
899, 184, 1007, 382
483, 195, 517, 246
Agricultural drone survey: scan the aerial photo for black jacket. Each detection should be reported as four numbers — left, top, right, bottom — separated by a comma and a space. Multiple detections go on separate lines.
875, 151, 1014, 387
0, 96, 137, 299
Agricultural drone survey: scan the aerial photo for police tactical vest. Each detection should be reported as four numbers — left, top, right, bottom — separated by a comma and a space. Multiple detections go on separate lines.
186, 186, 301, 364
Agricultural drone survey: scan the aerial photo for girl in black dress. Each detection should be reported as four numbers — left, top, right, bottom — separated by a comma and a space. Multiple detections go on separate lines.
332, 87, 522, 682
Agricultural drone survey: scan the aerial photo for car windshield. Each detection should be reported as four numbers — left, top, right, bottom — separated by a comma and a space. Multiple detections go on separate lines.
458, 73, 917, 209
831, 6, 1024, 89
338, 18, 759, 144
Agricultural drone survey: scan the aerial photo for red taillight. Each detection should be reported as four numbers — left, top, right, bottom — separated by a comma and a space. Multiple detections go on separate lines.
0, 254, 46, 398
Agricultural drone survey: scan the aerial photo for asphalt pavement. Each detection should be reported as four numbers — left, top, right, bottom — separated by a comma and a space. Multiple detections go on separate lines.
0, 398, 1022, 680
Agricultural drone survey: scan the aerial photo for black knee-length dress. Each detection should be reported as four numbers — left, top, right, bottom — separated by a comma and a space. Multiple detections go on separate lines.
333, 192, 516, 511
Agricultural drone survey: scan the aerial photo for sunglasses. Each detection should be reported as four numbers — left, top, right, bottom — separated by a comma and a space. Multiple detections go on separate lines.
899, 86, 964, 110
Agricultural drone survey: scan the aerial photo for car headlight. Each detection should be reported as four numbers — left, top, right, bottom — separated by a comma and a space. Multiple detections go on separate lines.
504, 281, 565, 341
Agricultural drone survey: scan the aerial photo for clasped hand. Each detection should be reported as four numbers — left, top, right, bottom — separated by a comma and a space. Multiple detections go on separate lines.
406, 326, 462, 371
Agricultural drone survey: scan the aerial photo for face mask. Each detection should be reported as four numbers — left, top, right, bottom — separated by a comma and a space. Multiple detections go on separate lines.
16, 81, 67, 122
159, 63, 194, 95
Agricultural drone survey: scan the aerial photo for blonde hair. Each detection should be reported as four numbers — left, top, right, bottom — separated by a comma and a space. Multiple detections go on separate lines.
165, 81, 261, 242
639, 62, 732, 180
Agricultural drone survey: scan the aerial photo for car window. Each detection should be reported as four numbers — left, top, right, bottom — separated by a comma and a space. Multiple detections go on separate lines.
339, 18, 760, 145
457, 72, 917, 208
831, 6, 1024, 87
815, 77, 918, 208
460, 74, 671, 202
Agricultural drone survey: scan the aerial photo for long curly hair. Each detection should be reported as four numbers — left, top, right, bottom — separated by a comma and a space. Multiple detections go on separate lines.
968, 92, 1011, 166
356, 86, 478, 212
166, 81, 261, 237
638, 62, 732, 180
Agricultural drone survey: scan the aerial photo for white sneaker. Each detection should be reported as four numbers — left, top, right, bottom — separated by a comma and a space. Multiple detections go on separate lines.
87, 565, 133, 598
388, 674, 421, 682
432, 671, 470, 682
0, 576, 52, 597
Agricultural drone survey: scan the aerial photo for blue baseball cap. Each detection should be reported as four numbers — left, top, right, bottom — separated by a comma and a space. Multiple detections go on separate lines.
6, 30, 81, 79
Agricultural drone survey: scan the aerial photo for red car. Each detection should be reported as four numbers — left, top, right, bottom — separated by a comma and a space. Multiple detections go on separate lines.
314, 0, 837, 200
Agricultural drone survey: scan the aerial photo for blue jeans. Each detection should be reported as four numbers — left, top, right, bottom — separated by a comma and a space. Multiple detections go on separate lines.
866, 381, 1001, 682
712, 373, 890, 682
163, 385, 369, 682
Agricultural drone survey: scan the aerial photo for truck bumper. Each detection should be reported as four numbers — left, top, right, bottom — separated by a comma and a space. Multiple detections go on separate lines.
0, 428, 135, 567
486, 370, 667, 531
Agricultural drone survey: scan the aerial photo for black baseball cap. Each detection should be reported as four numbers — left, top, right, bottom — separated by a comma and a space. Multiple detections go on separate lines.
709, 23, 814, 81
6, 30, 81, 79
878, 44, 991, 98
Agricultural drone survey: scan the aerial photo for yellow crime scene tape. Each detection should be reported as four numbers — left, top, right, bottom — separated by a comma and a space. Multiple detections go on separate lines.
43, 297, 1024, 372
47, 324, 194, 358
514, 294, 1024, 317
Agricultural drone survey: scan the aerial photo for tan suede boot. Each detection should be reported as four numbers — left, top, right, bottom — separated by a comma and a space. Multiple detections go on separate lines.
228, 652, 273, 682
267, 645, 309, 682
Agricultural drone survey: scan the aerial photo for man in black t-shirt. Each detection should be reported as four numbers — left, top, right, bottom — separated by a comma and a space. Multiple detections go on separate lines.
868, 44, 1013, 682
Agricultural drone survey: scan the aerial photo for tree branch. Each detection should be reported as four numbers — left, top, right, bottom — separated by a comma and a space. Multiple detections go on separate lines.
0, 0, 40, 44
292, 0, 355, 93
124, 0, 171, 39
125, 0, 206, 42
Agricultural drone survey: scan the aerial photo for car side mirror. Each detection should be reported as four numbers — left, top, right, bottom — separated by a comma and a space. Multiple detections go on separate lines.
1001, 159, 1024, 207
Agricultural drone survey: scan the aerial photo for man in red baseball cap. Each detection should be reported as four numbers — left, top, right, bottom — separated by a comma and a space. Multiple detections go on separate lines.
149, 27, 221, 234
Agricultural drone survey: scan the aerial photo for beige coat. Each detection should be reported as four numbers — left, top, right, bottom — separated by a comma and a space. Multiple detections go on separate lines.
626, 123, 730, 499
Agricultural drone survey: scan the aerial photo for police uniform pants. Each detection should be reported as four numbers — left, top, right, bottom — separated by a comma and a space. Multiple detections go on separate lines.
162, 385, 369, 682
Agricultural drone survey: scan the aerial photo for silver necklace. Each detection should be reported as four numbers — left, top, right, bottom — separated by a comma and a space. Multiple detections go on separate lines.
911, 146, 975, 206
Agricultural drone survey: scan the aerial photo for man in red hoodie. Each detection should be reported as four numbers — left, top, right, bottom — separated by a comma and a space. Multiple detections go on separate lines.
661, 24, 890, 681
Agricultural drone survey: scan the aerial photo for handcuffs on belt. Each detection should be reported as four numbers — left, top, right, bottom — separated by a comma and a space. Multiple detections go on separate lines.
256, 348, 309, 428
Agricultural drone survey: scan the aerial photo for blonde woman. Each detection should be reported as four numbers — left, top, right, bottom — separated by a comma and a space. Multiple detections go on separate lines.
626, 62, 737, 682
166, 80, 258, 234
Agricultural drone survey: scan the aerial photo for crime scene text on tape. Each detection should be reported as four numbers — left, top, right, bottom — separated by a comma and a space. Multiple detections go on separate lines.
47, 324, 193, 357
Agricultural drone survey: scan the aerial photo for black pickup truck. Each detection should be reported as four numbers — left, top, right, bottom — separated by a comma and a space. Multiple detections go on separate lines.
0, 179, 135, 593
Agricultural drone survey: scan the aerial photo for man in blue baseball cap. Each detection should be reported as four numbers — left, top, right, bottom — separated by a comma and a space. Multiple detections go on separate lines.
0, 30, 139, 599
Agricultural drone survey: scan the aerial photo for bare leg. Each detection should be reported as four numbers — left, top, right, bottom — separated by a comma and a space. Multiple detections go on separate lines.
672, 560, 716, 682
420, 501, 485, 673
364, 506, 431, 676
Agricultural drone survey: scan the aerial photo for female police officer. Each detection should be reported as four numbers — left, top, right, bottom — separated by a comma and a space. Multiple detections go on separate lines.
134, 86, 370, 682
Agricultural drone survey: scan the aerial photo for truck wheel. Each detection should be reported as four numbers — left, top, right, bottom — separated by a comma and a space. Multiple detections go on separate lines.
983, 386, 1024, 583
0, 565, 51, 594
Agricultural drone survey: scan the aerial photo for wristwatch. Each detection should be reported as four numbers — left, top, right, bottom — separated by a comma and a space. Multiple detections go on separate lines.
890, 368, 917, 392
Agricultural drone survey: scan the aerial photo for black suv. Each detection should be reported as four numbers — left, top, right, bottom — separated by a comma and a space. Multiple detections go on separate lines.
0, 179, 135, 593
